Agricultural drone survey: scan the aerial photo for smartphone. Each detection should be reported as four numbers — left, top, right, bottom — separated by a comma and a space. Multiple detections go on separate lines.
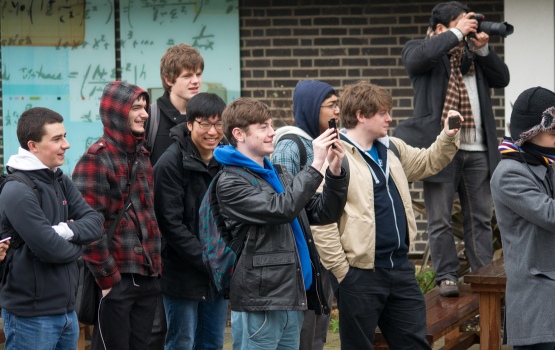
0, 237, 11, 243
448, 115, 461, 130
328, 118, 338, 148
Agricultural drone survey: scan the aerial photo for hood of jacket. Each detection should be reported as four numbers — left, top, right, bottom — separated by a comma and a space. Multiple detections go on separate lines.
100, 81, 149, 153
293, 80, 335, 139
272, 126, 313, 148
6, 147, 50, 172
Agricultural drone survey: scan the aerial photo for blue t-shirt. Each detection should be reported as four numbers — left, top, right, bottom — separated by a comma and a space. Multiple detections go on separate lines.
366, 145, 383, 170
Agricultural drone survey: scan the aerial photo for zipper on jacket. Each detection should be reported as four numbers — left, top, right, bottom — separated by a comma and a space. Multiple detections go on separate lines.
357, 147, 402, 268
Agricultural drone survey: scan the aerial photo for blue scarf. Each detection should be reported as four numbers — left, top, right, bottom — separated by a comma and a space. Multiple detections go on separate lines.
213, 145, 313, 290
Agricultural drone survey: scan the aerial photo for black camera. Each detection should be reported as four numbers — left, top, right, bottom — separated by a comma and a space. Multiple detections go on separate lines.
469, 14, 514, 38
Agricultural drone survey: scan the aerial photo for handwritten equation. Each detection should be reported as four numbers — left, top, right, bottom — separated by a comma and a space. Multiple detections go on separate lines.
3, 57, 148, 123
1, 0, 86, 46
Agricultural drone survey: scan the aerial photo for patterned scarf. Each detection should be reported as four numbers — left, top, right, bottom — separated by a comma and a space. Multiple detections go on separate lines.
499, 137, 555, 166
442, 46, 476, 143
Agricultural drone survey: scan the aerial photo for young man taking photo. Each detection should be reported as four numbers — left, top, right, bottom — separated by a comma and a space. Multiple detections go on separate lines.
271, 79, 339, 350
312, 81, 462, 349
213, 97, 348, 349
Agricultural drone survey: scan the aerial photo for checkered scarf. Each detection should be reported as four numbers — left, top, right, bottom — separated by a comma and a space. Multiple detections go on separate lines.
441, 46, 476, 143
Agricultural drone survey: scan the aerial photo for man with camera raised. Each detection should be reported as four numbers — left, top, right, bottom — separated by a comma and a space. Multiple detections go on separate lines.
393, 1, 510, 297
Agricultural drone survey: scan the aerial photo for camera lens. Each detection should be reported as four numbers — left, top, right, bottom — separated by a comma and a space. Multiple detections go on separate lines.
478, 21, 514, 37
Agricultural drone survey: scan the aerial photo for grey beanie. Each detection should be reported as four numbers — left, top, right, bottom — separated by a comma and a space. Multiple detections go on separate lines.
510, 86, 555, 146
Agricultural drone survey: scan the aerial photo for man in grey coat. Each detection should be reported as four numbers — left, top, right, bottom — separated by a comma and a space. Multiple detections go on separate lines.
491, 86, 555, 349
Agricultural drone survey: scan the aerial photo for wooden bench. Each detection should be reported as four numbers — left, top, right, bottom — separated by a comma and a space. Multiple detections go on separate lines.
374, 284, 480, 350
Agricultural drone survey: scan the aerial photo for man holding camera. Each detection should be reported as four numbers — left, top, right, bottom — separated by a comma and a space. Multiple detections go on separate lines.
393, 1, 510, 297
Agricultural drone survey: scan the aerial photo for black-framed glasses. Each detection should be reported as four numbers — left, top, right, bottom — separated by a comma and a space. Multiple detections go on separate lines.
195, 120, 223, 131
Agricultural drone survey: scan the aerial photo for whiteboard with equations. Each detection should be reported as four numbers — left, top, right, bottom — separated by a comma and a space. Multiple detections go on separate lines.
1, 0, 240, 175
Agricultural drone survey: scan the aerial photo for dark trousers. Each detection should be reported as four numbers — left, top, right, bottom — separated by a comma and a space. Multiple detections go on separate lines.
299, 267, 334, 350
91, 274, 161, 350
514, 344, 555, 350
335, 261, 430, 350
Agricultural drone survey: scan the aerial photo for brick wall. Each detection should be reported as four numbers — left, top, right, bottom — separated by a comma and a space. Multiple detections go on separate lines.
239, 0, 507, 250
0, 0, 507, 249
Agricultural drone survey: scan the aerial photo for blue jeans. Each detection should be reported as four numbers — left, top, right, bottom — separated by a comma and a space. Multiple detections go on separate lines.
1, 310, 80, 350
163, 292, 228, 350
231, 310, 304, 350
424, 151, 493, 283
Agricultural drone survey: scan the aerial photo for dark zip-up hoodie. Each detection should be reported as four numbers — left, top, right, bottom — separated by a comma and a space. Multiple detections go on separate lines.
0, 149, 103, 316
153, 123, 222, 300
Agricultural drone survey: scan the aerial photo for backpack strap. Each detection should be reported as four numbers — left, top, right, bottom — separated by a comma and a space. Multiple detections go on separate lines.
279, 134, 308, 169
9, 171, 41, 207
146, 101, 160, 152
389, 139, 400, 159
215, 166, 262, 270
106, 160, 139, 246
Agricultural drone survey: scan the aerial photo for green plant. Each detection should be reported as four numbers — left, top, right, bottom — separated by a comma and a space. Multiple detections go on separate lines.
415, 268, 436, 294
329, 317, 340, 333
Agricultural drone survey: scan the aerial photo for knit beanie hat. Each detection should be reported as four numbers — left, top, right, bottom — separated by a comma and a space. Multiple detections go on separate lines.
510, 86, 555, 146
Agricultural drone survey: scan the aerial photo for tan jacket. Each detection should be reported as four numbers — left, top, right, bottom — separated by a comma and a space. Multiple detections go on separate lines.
312, 130, 459, 280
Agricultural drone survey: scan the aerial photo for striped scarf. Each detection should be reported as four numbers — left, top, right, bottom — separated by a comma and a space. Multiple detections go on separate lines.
499, 137, 555, 166
442, 46, 476, 143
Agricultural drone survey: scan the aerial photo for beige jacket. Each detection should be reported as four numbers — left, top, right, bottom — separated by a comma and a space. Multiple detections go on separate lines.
312, 130, 459, 280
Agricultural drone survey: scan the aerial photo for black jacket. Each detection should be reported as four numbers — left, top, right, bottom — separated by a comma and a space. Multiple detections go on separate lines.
216, 165, 348, 314
149, 91, 188, 166
153, 123, 222, 300
393, 31, 510, 182
0, 166, 103, 317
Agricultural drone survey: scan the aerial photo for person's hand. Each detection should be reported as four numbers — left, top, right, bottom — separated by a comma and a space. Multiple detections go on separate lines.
455, 12, 479, 37
337, 269, 348, 284
0, 241, 10, 261
102, 288, 112, 297
469, 31, 489, 50
311, 128, 340, 171
327, 138, 345, 176
444, 110, 464, 137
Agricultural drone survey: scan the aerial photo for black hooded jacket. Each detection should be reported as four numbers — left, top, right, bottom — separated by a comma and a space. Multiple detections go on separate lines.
153, 123, 223, 300
0, 154, 103, 316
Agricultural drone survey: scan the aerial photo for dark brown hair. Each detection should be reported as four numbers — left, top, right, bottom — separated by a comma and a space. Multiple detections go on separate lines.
222, 98, 272, 147
17, 107, 64, 150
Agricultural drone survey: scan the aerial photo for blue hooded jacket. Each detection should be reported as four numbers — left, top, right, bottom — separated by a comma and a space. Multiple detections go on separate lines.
293, 80, 336, 139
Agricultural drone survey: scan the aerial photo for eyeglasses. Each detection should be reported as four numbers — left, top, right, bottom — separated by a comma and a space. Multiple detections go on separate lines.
195, 120, 223, 131
321, 101, 339, 110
